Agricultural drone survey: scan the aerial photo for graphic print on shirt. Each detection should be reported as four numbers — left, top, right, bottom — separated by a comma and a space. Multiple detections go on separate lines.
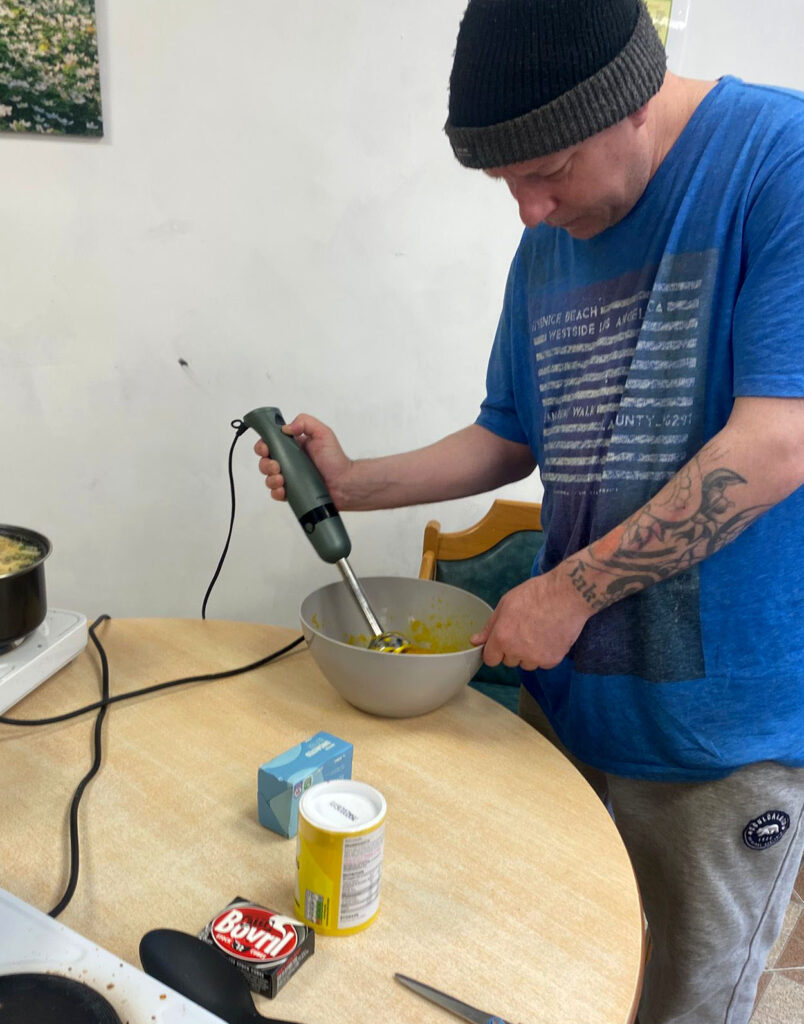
533, 249, 718, 681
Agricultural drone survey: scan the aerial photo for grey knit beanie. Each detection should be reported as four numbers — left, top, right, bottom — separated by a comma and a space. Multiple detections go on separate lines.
445, 0, 667, 168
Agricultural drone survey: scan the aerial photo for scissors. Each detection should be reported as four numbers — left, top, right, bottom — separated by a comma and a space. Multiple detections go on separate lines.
394, 973, 517, 1024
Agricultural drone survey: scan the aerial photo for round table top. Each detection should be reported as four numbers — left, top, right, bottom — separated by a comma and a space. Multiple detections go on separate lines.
0, 617, 643, 1024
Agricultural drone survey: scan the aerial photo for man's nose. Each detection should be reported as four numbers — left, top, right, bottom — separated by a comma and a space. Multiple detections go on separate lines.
509, 182, 558, 227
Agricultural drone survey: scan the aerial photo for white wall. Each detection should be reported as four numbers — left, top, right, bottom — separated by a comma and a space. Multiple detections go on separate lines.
682, 1, 804, 85
3, 0, 803, 630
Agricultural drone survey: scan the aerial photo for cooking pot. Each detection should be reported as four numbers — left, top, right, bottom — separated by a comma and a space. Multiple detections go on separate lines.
0, 525, 51, 653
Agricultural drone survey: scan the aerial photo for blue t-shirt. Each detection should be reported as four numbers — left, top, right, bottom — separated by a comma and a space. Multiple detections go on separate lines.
477, 77, 804, 782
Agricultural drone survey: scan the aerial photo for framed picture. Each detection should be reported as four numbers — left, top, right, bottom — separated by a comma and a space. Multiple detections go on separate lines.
646, 0, 691, 72
0, 0, 102, 136
646, 1, 673, 45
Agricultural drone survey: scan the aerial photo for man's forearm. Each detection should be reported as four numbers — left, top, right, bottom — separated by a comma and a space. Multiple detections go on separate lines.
339, 424, 536, 510
558, 396, 804, 613
476, 396, 804, 670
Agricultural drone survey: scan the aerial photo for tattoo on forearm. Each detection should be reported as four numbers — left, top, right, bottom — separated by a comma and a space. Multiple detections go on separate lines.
565, 457, 772, 612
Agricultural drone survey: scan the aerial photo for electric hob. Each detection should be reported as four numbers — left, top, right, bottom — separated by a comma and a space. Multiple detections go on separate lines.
0, 608, 88, 714
0, 887, 224, 1022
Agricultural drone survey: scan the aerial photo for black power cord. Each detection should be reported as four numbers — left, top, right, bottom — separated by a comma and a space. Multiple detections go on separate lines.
47, 613, 110, 918
0, 627, 305, 728
202, 418, 248, 620
0, 418, 305, 916
0, 617, 303, 919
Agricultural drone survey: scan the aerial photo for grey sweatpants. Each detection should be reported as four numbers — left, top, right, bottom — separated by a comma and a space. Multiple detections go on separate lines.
518, 687, 804, 1024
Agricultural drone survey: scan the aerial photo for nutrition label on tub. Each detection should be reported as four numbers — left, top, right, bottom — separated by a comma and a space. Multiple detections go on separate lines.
338, 824, 386, 929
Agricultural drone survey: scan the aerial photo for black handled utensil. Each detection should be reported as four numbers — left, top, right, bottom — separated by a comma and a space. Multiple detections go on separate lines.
395, 973, 518, 1024
139, 928, 302, 1024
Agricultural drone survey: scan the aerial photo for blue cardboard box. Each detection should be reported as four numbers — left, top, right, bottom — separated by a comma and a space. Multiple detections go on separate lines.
257, 732, 353, 838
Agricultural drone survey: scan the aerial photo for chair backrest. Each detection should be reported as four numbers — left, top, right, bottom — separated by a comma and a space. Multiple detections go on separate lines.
419, 499, 545, 689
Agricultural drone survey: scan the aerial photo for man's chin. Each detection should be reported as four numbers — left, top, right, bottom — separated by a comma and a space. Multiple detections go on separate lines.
561, 219, 603, 239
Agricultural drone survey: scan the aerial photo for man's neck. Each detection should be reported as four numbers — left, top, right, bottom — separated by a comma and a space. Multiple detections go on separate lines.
649, 72, 718, 175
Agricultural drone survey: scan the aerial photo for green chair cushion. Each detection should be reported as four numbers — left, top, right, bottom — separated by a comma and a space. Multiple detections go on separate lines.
469, 679, 521, 713
434, 529, 545, 692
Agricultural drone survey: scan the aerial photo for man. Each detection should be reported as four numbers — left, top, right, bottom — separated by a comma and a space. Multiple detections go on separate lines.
256, 2, 804, 1021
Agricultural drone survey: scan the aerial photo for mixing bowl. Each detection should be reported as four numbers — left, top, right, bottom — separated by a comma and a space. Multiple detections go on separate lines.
300, 576, 492, 718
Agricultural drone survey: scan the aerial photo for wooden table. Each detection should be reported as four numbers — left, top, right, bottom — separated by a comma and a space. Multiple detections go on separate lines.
0, 618, 644, 1024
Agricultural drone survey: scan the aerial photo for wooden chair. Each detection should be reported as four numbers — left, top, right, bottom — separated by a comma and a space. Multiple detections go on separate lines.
419, 499, 545, 711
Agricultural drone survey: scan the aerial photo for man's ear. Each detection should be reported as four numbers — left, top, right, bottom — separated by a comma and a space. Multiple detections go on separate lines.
629, 103, 650, 128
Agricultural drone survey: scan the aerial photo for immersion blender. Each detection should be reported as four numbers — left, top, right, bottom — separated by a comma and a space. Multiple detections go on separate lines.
243, 406, 411, 653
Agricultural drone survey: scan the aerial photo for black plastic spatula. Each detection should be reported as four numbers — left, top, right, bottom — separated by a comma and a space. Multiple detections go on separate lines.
139, 928, 302, 1024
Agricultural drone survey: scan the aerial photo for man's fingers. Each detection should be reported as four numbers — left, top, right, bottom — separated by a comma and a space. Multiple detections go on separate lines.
481, 637, 503, 666
287, 413, 323, 440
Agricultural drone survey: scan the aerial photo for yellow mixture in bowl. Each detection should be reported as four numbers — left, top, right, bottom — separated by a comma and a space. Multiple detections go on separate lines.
348, 618, 470, 654
309, 612, 476, 655
0, 535, 42, 575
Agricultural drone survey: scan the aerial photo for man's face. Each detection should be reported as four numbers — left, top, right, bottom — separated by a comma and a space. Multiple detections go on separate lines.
485, 110, 652, 239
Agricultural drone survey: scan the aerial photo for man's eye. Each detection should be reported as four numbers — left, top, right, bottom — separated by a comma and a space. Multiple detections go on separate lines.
545, 162, 569, 180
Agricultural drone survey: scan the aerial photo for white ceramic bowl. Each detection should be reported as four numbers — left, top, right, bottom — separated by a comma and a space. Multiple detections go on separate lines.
300, 576, 492, 718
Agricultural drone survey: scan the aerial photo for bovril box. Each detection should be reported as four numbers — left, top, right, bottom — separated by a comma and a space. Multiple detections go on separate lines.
258, 731, 353, 838
199, 896, 314, 997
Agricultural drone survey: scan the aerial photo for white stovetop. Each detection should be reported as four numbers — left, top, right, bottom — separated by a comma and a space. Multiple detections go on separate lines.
0, 888, 224, 1022
0, 608, 89, 713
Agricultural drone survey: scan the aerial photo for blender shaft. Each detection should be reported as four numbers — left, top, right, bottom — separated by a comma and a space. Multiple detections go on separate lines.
336, 558, 384, 637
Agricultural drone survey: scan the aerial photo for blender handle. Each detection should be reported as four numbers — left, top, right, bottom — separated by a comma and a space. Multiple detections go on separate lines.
243, 406, 352, 564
